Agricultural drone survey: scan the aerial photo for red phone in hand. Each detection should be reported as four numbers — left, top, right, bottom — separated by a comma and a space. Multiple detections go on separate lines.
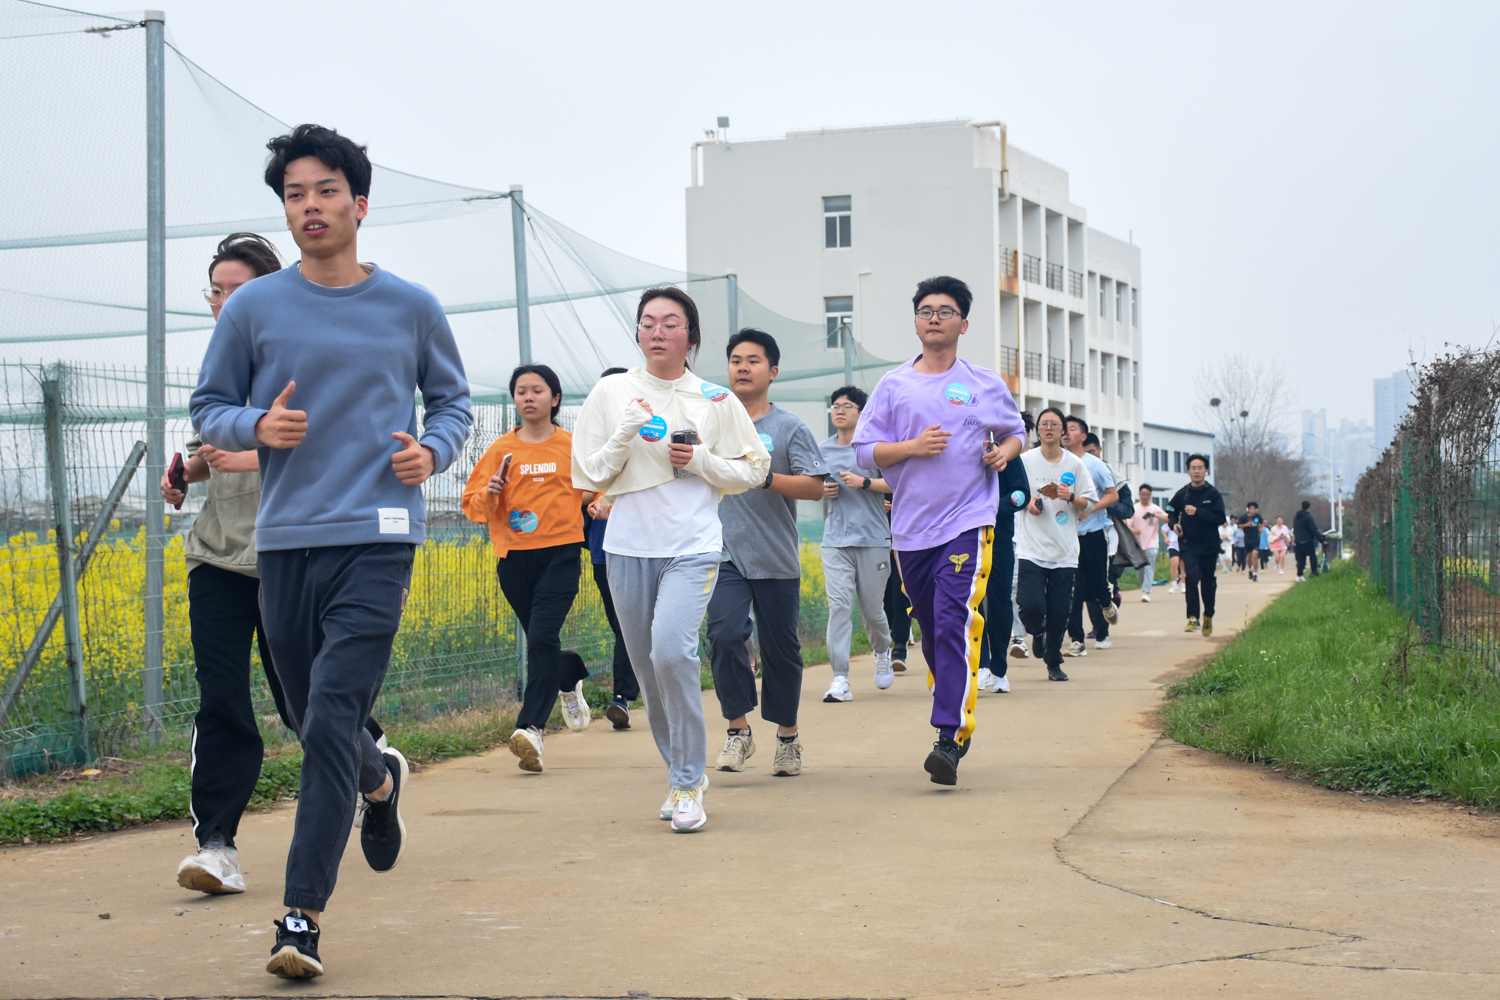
168, 452, 187, 510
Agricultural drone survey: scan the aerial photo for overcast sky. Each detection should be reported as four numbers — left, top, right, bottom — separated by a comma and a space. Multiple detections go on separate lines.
96, 0, 1500, 432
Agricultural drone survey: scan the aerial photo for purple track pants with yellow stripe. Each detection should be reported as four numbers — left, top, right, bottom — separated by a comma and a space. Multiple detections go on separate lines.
895, 525, 993, 746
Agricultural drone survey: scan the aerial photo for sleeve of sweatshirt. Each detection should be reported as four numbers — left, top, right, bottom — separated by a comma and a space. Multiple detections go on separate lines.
685, 397, 769, 493
189, 306, 266, 453
850, 376, 896, 470
415, 308, 473, 474
571, 389, 652, 493
1202, 488, 1227, 527
461, 439, 507, 525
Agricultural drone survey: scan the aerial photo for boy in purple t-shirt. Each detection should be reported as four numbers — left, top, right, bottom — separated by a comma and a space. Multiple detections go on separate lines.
852, 276, 1026, 785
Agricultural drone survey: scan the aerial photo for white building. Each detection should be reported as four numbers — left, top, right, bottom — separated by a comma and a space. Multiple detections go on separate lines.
685, 119, 1144, 482
1142, 422, 1215, 495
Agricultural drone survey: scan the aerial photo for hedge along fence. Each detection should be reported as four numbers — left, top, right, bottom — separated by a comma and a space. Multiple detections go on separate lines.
1349, 346, 1500, 664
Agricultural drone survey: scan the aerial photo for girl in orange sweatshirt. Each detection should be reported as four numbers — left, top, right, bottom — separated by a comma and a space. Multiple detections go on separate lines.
463, 364, 592, 773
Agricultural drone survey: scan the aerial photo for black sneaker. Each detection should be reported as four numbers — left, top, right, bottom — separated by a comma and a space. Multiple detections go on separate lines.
605, 696, 631, 730
891, 643, 908, 672
1047, 666, 1070, 682
360, 747, 408, 873
924, 736, 961, 786
266, 909, 323, 978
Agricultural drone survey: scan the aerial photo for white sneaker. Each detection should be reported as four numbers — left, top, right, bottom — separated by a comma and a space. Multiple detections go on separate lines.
661, 772, 708, 820
1095, 636, 1113, 650
716, 730, 755, 772
977, 667, 996, 691
772, 735, 803, 777
508, 726, 544, 772
1168, 582, 1179, 594
1140, 592, 1151, 602
176, 842, 246, 894
992, 673, 1011, 693
671, 781, 707, 832
873, 650, 894, 689
1008, 636, 1029, 659
823, 676, 853, 703
1064, 640, 1087, 657
1102, 601, 1119, 625
1296, 575, 1304, 582
559, 680, 591, 732
1278, 567, 1285, 574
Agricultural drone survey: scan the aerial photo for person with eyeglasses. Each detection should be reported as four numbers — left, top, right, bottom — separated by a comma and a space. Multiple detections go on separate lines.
850, 276, 1026, 785
571, 287, 769, 833
818, 384, 896, 703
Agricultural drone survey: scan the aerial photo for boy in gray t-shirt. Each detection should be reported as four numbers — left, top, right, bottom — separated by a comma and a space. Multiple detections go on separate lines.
817, 385, 895, 703
706, 331, 827, 779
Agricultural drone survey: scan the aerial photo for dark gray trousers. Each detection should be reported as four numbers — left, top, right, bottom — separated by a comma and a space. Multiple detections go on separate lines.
706, 560, 803, 728
258, 543, 413, 912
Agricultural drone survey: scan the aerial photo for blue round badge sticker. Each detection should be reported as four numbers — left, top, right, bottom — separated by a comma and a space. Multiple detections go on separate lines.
945, 382, 971, 406
700, 382, 730, 402
759, 432, 774, 452
509, 510, 539, 534
1010, 490, 1026, 509
639, 415, 668, 442
1060, 470, 1076, 487
1054, 510, 1070, 526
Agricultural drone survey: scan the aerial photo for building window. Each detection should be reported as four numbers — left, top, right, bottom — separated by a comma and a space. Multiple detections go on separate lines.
1132, 361, 1140, 399
1116, 357, 1126, 397
825, 296, 854, 349
823, 195, 851, 249
1098, 278, 1107, 318
1119, 437, 1127, 465
1174, 451, 1183, 473
1115, 284, 1124, 322
1099, 353, 1108, 391
1131, 288, 1139, 327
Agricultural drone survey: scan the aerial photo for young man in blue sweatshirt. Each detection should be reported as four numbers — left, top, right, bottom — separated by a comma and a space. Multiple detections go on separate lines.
190, 125, 472, 980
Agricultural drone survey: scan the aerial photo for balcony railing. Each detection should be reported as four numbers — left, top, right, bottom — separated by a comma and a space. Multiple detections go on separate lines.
1047, 357, 1065, 385
1001, 345, 1019, 377
1068, 269, 1084, 297
1045, 262, 1064, 292
1022, 253, 1041, 284
1024, 351, 1042, 380
999, 246, 1017, 279
1069, 362, 1085, 389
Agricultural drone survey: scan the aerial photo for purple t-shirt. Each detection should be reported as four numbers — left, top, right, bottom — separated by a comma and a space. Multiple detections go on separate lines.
852, 356, 1027, 551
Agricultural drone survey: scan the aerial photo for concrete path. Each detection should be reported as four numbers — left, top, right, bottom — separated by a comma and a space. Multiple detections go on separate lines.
3, 571, 1497, 998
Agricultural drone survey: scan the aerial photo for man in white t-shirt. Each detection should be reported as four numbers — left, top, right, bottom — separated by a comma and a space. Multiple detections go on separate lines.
1016, 407, 1098, 681
1062, 416, 1118, 656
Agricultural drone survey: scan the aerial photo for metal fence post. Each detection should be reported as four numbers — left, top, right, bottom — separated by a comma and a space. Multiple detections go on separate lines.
143, 10, 167, 738
511, 185, 531, 365
42, 371, 88, 763
727, 272, 739, 337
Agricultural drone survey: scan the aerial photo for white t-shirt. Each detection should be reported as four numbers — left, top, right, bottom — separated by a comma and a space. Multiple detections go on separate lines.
604, 475, 722, 558
1016, 449, 1097, 568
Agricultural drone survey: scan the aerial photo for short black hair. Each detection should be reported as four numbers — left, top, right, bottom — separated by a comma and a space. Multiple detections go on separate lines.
912, 276, 973, 318
1036, 406, 1067, 429
727, 327, 780, 367
264, 124, 372, 202
1083, 432, 1101, 448
600, 367, 628, 379
636, 287, 701, 358
830, 385, 867, 409
208, 232, 281, 282
1139, 483, 1154, 493
1065, 414, 1090, 435
509, 363, 563, 424
1302, 500, 1312, 510
1187, 453, 1210, 470
1247, 501, 1259, 509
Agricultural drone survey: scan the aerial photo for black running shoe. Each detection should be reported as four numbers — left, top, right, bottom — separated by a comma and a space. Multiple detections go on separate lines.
605, 696, 631, 730
360, 747, 408, 873
266, 909, 322, 979
891, 643, 908, 672
1047, 666, 1070, 682
924, 737, 961, 786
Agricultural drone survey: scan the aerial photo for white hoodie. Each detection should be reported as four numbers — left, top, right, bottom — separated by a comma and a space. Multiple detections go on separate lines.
571, 366, 770, 499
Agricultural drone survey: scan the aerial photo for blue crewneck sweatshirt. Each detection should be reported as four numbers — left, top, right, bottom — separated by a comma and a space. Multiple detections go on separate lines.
189, 264, 473, 551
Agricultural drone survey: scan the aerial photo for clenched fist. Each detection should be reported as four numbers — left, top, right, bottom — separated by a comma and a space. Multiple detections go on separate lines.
391, 431, 435, 485
255, 381, 307, 449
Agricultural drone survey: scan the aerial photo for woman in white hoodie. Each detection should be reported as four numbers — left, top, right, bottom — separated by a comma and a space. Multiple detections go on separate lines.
571, 288, 769, 832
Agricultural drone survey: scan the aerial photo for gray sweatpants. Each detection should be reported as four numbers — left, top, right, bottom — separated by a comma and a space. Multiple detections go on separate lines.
606, 551, 719, 791
820, 545, 892, 677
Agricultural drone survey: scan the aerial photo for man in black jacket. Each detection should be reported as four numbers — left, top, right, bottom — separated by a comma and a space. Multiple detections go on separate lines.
1167, 454, 1227, 637
1293, 500, 1324, 581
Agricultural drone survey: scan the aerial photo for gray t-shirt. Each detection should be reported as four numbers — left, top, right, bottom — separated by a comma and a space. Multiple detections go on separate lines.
818, 436, 891, 549
719, 404, 827, 578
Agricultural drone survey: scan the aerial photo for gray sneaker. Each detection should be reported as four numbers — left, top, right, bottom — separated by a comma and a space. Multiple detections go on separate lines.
716, 730, 755, 772
771, 735, 802, 777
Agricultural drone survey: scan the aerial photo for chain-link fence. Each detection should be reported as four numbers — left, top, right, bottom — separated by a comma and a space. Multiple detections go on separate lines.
1350, 347, 1500, 664
0, 362, 842, 775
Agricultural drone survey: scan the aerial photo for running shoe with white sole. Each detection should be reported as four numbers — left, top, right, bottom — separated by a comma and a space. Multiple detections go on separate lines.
1201, 616, 1214, 638
1168, 582, 1179, 594
559, 680, 591, 732
176, 837, 245, 894
716, 729, 755, 771
772, 735, 802, 777
1095, 636, 1113, 650
1184, 617, 1200, 632
661, 772, 708, 819
1008, 636, 1029, 659
509, 726, 544, 772
992, 673, 1011, 693
1065, 640, 1087, 657
1047, 666, 1070, 682
266, 910, 323, 979
977, 667, 996, 691
605, 696, 631, 730
1102, 601, 1119, 625
891, 643, 908, 672
360, 747, 408, 873
671, 782, 707, 832
874, 650, 894, 689
1140, 592, 1151, 602
823, 676, 853, 702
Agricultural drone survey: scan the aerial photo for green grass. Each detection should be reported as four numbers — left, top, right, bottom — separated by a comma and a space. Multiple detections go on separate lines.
1162, 561, 1500, 808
